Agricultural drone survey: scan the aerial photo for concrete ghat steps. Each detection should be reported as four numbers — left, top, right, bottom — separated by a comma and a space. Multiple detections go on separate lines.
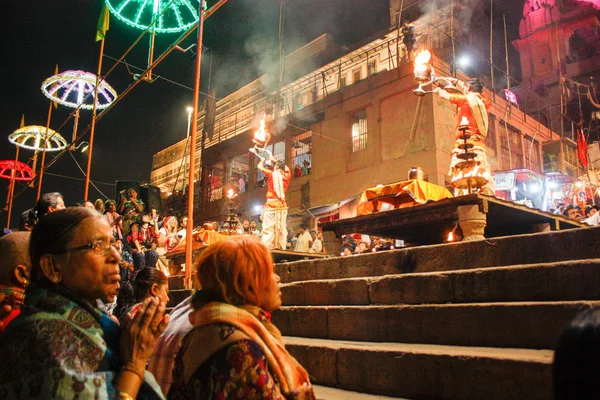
284, 336, 553, 400
313, 385, 408, 400
281, 259, 600, 306
273, 301, 600, 349
275, 226, 600, 283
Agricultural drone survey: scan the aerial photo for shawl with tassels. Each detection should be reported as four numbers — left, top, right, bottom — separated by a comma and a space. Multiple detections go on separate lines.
183, 301, 315, 399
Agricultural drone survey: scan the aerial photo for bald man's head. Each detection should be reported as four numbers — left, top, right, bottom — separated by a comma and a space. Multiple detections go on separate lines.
0, 232, 31, 287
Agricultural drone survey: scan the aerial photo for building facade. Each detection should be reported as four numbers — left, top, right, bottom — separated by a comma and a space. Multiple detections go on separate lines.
151, 0, 588, 226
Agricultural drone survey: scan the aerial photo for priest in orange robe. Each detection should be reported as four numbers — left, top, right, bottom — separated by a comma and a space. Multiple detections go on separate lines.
257, 157, 292, 250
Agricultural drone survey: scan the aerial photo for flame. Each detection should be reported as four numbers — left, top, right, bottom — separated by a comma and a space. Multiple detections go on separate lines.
460, 116, 469, 126
447, 231, 454, 241
414, 50, 431, 68
451, 163, 488, 183
227, 188, 236, 198
414, 50, 432, 75
254, 114, 267, 142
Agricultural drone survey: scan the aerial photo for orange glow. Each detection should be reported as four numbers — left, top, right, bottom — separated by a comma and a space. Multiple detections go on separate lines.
254, 114, 267, 143
447, 231, 454, 241
451, 163, 489, 183
227, 188, 236, 199
414, 49, 431, 72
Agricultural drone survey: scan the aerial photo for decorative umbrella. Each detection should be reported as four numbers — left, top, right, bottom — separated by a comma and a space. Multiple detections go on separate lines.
9, 125, 68, 152
106, 0, 201, 33
41, 70, 117, 143
0, 160, 34, 181
41, 70, 117, 111
1, 160, 34, 229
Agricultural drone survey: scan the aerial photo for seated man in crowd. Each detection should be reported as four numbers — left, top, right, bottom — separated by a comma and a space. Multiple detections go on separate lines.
0, 232, 31, 335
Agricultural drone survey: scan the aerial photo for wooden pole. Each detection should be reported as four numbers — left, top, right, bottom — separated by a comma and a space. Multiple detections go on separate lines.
37, 101, 54, 200
490, 0, 495, 101
503, 14, 510, 91
6, 146, 20, 229
84, 37, 105, 201
185, 0, 207, 289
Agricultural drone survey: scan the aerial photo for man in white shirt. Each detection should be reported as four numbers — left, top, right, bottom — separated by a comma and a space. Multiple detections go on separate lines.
308, 230, 323, 253
295, 224, 312, 252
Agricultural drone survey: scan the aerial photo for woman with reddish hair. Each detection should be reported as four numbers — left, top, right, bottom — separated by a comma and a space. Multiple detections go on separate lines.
168, 235, 315, 399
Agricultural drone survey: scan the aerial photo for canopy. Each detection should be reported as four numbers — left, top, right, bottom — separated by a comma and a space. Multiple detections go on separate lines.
0, 160, 34, 181
9, 125, 68, 151
106, 0, 201, 33
41, 70, 117, 110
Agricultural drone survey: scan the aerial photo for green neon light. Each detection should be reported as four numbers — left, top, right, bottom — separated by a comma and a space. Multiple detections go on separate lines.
106, 0, 199, 34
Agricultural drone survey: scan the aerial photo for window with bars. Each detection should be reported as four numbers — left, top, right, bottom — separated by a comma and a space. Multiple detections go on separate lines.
368, 60, 377, 76
486, 113, 496, 151
351, 109, 368, 152
499, 121, 524, 169
524, 137, 542, 173
292, 131, 312, 177
229, 153, 250, 193
256, 141, 286, 187
208, 161, 224, 202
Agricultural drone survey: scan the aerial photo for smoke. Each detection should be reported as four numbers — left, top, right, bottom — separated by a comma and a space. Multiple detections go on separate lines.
413, 0, 481, 36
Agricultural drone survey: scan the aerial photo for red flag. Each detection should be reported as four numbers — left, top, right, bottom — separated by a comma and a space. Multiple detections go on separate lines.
577, 127, 589, 169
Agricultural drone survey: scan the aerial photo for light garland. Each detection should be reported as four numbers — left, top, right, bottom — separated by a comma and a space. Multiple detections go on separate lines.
106, 0, 200, 33
41, 70, 117, 110
0, 160, 34, 181
9, 125, 68, 152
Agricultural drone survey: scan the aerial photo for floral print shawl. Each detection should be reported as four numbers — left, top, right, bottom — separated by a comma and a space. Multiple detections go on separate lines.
0, 285, 164, 399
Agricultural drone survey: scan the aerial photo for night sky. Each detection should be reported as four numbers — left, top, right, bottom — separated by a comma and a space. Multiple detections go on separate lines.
0, 0, 523, 228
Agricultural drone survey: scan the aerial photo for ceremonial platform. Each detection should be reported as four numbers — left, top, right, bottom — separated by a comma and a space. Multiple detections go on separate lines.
322, 193, 585, 246
166, 241, 327, 275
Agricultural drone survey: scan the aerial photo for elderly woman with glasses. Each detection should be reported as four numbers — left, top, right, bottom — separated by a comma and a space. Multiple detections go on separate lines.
0, 207, 168, 399
168, 236, 315, 399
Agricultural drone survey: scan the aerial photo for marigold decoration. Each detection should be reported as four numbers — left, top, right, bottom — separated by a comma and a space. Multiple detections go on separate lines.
41, 70, 117, 110
0, 160, 34, 181
106, 0, 201, 33
9, 125, 68, 152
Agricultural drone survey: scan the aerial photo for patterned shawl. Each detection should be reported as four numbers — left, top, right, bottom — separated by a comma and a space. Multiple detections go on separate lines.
0, 284, 164, 399
188, 301, 313, 398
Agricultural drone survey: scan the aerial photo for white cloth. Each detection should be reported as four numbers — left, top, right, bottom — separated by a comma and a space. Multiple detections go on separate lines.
309, 238, 323, 253
177, 228, 187, 239
273, 169, 285, 200
261, 208, 288, 250
295, 231, 312, 253
584, 213, 600, 226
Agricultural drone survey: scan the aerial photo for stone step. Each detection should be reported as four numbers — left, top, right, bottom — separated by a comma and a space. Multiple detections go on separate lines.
167, 289, 192, 308
313, 385, 408, 400
284, 336, 553, 400
273, 301, 600, 349
275, 226, 600, 283
281, 259, 600, 306
168, 275, 185, 290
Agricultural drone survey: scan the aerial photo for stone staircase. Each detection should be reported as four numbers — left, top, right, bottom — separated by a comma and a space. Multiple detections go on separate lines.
271, 226, 600, 400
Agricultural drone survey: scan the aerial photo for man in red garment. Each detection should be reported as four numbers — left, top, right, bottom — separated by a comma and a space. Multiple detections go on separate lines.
257, 157, 292, 250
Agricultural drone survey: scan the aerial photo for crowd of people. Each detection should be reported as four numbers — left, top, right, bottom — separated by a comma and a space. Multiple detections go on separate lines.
0, 194, 317, 399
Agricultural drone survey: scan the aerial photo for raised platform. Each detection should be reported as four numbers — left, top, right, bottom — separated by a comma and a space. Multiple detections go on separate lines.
321, 193, 585, 245
167, 242, 327, 267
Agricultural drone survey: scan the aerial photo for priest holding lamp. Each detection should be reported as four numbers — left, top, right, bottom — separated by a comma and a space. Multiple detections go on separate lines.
433, 78, 494, 195
257, 155, 291, 250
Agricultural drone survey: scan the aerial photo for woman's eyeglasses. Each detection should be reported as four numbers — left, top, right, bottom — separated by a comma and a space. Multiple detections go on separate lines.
57, 240, 122, 255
